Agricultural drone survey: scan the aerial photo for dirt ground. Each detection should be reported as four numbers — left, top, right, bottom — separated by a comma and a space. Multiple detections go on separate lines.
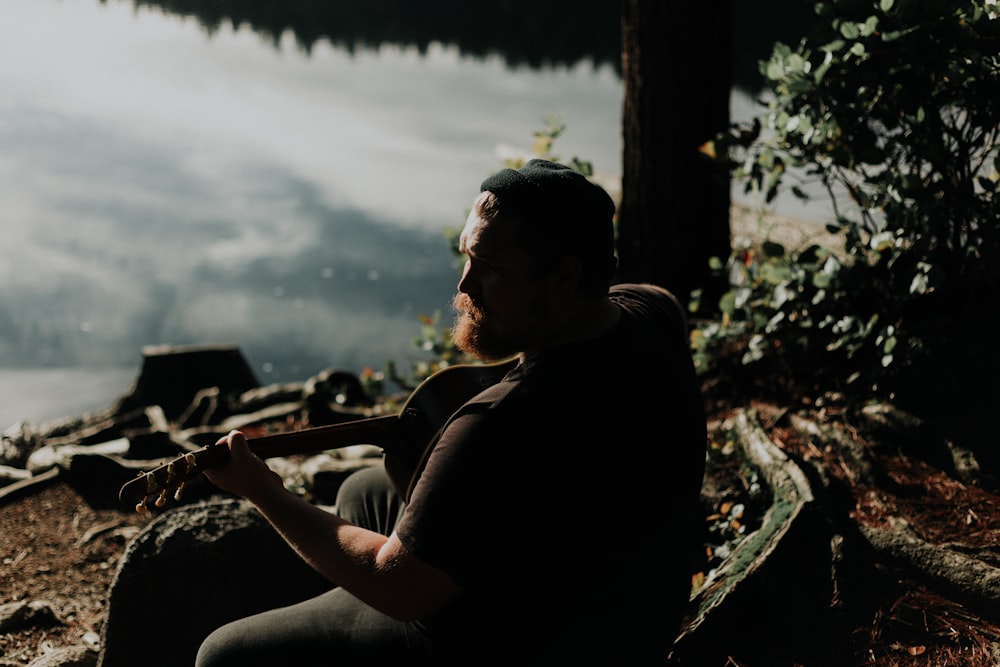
0, 481, 153, 664
4, 403, 1000, 666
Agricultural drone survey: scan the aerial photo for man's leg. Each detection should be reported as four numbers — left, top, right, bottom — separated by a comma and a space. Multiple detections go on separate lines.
195, 466, 419, 666
333, 465, 406, 535
195, 587, 433, 666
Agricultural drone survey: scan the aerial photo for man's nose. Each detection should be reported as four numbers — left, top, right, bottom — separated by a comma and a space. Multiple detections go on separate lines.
457, 259, 476, 295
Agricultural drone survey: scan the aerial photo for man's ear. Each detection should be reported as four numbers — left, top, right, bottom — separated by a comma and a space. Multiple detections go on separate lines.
553, 255, 583, 291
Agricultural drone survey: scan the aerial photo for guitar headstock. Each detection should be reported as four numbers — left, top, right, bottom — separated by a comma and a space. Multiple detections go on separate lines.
119, 443, 230, 513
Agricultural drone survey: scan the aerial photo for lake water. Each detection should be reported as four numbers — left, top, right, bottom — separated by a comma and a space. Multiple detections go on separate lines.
0, 0, 810, 429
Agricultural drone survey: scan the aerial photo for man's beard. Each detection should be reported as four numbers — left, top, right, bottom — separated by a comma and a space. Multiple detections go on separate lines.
451, 293, 519, 361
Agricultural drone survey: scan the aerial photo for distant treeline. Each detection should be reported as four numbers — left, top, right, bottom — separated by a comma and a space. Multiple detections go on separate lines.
120, 0, 623, 73
110, 0, 818, 91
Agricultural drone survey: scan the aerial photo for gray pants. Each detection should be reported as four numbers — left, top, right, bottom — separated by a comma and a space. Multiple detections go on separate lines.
194, 467, 435, 666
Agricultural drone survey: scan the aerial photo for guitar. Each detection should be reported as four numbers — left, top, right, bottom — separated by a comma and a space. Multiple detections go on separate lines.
119, 359, 517, 512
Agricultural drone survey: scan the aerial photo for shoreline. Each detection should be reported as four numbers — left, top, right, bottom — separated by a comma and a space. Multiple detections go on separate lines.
0, 208, 841, 431
0, 367, 136, 431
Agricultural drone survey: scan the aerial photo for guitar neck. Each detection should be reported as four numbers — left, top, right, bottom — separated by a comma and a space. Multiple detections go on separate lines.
117, 414, 406, 511
119, 358, 516, 511
247, 415, 402, 460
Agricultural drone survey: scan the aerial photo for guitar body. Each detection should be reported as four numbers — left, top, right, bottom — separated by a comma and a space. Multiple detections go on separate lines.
119, 359, 516, 511
379, 358, 517, 497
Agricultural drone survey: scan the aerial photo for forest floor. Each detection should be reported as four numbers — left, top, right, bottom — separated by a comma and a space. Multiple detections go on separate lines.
730, 402, 1000, 667
0, 481, 153, 664
3, 397, 1000, 666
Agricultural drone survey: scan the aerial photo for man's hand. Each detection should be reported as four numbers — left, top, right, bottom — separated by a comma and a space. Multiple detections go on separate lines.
201, 431, 460, 619
202, 430, 285, 502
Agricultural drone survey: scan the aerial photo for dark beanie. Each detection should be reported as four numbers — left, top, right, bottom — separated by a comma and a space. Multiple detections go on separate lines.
479, 159, 617, 280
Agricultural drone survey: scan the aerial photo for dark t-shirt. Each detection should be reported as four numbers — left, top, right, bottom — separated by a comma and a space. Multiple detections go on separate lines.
396, 284, 707, 665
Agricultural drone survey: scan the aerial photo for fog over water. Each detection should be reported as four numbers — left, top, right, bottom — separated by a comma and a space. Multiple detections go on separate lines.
0, 0, 624, 427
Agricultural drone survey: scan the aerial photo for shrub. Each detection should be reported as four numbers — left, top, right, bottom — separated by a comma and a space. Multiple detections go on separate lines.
698, 0, 1000, 423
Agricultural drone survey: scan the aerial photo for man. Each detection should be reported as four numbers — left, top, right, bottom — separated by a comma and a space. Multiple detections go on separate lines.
196, 160, 707, 665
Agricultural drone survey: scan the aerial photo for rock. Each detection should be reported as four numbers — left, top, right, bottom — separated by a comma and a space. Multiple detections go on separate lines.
300, 449, 384, 504
98, 499, 331, 667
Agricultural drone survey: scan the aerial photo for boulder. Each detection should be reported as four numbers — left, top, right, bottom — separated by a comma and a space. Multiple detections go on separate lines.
98, 499, 332, 667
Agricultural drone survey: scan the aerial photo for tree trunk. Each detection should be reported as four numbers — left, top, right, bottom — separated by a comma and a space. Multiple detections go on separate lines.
618, 0, 733, 312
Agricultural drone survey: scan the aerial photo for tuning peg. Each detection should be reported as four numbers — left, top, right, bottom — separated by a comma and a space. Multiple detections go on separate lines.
155, 488, 169, 508
174, 482, 186, 502
135, 498, 148, 514
144, 471, 158, 495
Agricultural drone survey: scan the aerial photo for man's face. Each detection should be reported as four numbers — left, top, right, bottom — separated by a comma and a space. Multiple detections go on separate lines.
451, 210, 557, 360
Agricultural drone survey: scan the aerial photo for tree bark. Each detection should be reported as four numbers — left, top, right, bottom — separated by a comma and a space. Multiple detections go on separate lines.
618, 0, 733, 311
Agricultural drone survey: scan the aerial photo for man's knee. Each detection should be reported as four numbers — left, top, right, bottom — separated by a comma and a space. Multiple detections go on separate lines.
195, 623, 251, 667
334, 466, 404, 534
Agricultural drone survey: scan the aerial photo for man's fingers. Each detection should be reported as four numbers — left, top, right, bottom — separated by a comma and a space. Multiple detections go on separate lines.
227, 430, 248, 451
214, 429, 247, 451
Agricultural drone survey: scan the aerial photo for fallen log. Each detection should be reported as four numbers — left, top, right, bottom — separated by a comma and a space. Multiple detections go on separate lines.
859, 516, 1000, 626
671, 408, 833, 665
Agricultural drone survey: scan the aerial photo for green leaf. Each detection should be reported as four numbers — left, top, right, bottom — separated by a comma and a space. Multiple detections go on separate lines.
881, 26, 917, 42
787, 77, 815, 94
765, 311, 787, 332
813, 50, 835, 83
861, 16, 879, 37
813, 271, 833, 289
760, 263, 793, 284
766, 59, 786, 81
719, 291, 737, 316
880, 0, 894, 12
909, 272, 929, 295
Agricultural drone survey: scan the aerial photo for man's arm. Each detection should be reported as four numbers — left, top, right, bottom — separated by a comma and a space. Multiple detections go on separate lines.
203, 430, 461, 621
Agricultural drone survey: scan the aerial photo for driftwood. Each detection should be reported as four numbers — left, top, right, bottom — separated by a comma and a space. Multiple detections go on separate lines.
791, 406, 1000, 630
860, 517, 1000, 624
671, 409, 833, 665
673, 404, 1000, 664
